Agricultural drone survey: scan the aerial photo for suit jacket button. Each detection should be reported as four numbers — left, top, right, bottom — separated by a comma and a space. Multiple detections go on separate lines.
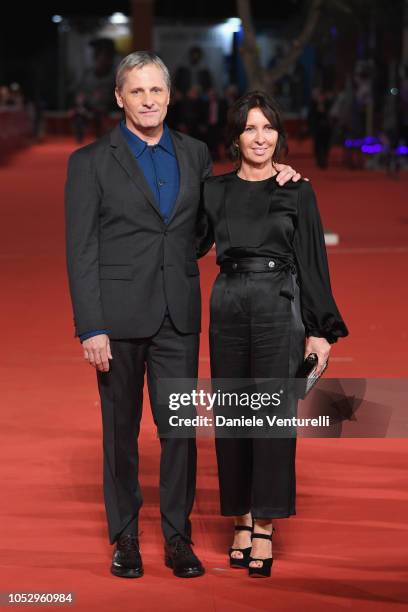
232, 262, 238, 270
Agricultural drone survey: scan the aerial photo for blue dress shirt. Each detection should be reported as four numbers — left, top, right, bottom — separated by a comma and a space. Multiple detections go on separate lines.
120, 120, 180, 222
79, 122, 180, 343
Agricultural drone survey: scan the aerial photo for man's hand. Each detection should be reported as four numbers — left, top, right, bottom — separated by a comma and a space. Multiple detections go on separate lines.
304, 336, 331, 376
82, 334, 112, 372
274, 162, 309, 186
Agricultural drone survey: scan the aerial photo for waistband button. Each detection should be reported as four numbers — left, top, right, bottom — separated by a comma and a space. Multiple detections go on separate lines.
268, 260, 275, 268
232, 262, 238, 270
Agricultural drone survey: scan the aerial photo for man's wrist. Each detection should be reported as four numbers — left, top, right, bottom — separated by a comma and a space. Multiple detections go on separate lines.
79, 330, 109, 343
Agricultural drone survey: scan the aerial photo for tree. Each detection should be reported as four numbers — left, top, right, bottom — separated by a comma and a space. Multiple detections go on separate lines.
237, 0, 324, 90
237, 0, 405, 93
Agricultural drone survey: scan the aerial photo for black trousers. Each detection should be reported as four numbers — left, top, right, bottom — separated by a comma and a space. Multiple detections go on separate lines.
209, 269, 305, 519
96, 315, 199, 544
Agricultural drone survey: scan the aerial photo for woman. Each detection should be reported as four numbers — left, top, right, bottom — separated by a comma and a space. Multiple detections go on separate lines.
197, 91, 348, 577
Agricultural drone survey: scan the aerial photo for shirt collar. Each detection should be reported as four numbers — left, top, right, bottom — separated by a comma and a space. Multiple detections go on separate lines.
157, 124, 176, 156
120, 121, 175, 157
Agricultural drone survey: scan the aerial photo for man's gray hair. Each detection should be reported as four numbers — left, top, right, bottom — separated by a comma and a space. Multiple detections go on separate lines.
116, 51, 171, 91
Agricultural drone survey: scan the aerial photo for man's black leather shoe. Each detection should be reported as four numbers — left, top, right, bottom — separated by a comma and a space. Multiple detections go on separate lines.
164, 537, 205, 578
111, 534, 143, 578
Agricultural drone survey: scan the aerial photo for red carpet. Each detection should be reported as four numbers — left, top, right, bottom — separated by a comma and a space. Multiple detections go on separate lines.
0, 138, 407, 610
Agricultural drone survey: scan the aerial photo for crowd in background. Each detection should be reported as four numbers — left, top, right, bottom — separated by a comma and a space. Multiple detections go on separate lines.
0, 84, 25, 109
166, 84, 239, 161
2, 42, 408, 175
307, 65, 408, 174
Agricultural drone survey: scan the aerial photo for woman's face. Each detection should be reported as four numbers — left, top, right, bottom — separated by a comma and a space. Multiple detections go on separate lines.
238, 107, 278, 166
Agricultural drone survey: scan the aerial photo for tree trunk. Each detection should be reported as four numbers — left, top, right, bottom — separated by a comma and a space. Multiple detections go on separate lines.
237, 0, 265, 89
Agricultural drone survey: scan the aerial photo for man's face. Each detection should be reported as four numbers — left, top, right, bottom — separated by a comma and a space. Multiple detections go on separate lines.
115, 64, 170, 131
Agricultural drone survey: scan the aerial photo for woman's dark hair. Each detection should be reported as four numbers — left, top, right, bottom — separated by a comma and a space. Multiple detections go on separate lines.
225, 90, 288, 163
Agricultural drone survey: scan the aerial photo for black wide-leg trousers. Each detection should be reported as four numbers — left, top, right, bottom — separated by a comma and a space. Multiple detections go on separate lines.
209, 270, 305, 519
96, 315, 199, 545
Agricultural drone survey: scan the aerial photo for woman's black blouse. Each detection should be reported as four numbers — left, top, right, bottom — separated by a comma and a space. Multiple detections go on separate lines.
197, 172, 348, 344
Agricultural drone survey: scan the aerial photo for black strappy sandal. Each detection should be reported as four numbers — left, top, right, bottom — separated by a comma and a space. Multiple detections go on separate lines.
248, 528, 275, 578
229, 525, 253, 569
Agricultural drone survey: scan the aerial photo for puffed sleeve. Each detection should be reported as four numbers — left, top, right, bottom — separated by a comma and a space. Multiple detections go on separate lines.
293, 181, 349, 343
196, 180, 214, 258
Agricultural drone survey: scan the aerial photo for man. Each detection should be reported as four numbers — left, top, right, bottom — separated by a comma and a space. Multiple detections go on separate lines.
174, 45, 213, 95
65, 51, 301, 579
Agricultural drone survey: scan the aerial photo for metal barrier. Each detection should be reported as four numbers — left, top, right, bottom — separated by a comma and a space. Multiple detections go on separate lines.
0, 108, 31, 162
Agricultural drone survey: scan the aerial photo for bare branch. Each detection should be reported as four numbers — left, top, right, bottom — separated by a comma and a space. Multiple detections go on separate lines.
267, 0, 323, 85
329, 0, 353, 14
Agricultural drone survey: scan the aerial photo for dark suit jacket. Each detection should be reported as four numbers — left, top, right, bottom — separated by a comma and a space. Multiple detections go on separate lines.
65, 124, 212, 339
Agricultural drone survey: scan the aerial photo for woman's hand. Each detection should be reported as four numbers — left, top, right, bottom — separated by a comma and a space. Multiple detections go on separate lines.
304, 336, 331, 375
274, 162, 309, 186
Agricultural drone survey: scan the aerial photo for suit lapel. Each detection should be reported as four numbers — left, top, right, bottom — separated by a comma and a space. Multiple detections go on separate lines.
109, 125, 163, 220
167, 130, 189, 224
